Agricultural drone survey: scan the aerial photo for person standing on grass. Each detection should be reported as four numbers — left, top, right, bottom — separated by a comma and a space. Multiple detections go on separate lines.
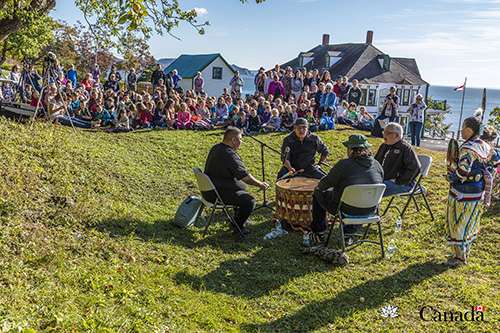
407, 94, 426, 147
194, 72, 205, 95
229, 71, 244, 99
203, 127, 269, 240
66, 64, 78, 89
446, 116, 491, 266
347, 79, 363, 106
127, 68, 138, 92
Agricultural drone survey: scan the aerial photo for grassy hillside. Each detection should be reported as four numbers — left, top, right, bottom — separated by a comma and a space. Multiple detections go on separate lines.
0, 118, 498, 332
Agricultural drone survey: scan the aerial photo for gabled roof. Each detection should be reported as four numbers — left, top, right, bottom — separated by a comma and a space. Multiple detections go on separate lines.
281, 42, 427, 85
163, 53, 236, 78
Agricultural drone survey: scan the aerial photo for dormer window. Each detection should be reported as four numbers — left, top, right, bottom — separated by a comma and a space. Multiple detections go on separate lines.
326, 51, 341, 67
300, 52, 314, 67
378, 54, 391, 71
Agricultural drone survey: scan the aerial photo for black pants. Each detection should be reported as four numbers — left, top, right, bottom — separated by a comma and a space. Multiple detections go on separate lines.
311, 189, 370, 234
311, 190, 338, 233
202, 190, 256, 228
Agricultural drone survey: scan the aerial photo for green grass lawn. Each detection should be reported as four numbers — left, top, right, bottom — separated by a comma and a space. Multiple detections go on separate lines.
0, 118, 498, 332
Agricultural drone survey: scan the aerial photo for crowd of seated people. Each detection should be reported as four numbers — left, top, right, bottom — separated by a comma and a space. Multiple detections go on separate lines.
0, 62, 401, 135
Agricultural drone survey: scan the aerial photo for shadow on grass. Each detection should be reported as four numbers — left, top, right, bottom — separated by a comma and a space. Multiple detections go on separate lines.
90, 207, 276, 254
173, 243, 333, 298
240, 261, 449, 332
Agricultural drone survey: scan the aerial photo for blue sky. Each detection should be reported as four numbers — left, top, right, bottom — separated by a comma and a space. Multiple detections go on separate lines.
51, 0, 500, 88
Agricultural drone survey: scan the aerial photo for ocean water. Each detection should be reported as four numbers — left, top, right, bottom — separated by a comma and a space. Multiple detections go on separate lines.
240, 75, 499, 132
428, 85, 499, 132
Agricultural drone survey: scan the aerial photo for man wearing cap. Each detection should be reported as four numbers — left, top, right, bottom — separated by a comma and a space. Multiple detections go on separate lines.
278, 117, 329, 180
307, 134, 384, 244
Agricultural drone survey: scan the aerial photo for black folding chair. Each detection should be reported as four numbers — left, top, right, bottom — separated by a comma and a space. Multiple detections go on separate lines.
192, 167, 242, 237
382, 155, 435, 221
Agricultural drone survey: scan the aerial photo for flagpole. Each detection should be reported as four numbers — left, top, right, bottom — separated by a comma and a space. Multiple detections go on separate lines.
480, 88, 487, 124
456, 77, 467, 140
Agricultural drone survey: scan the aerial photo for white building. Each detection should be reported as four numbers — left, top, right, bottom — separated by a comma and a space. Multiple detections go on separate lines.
163, 53, 236, 96
281, 31, 429, 115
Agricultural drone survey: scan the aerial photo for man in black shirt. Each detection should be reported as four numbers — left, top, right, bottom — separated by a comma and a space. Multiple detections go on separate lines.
374, 122, 420, 196
203, 127, 269, 237
278, 118, 329, 180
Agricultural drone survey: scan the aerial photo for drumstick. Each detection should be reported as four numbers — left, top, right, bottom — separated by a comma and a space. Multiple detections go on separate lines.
284, 169, 305, 182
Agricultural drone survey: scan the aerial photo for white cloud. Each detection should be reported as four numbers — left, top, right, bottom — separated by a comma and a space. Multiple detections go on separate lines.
194, 7, 208, 16
375, 2, 500, 88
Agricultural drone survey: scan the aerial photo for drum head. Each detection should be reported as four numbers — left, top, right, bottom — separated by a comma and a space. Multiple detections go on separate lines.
276, 177, 319, 192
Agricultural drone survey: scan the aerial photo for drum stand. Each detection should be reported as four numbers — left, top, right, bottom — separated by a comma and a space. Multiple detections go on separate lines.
245, 134, 281, 212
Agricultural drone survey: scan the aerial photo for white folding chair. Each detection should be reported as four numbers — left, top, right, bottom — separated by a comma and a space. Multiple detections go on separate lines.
192, 167, 242, 236
382, 155, 435, 221
324, 184, 387, 258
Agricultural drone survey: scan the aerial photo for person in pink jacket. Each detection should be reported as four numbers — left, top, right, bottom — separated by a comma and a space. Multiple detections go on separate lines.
267, 75, 285, 99
176, 102, 192, 129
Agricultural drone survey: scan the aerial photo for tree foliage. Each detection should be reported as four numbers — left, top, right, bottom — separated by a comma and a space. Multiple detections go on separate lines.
0, 1, 265, 46
488, 107, 500, 132
0, 12, 57, 65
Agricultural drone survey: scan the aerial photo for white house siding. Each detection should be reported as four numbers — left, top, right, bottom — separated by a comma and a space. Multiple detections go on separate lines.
200, 56, 235, 96
359, 82, 428, 115
178, 78, 193, 93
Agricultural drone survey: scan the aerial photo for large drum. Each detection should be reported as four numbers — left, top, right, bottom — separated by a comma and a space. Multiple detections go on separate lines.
274, 177, 320, 231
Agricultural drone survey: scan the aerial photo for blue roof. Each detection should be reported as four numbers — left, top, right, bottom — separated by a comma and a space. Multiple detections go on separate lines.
163, 53, 235, 78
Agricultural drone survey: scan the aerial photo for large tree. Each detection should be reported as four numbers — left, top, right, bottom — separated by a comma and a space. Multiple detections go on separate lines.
0, 0, 265, 44
0, 12, 56, 65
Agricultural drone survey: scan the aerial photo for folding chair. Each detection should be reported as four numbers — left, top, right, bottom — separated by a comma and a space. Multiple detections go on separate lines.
382, 155, 435, 221
192, 167, 243, 237
324, 184, 387, 258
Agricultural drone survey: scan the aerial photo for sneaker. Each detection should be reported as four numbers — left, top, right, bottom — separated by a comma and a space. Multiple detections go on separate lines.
263, 222, 288, 240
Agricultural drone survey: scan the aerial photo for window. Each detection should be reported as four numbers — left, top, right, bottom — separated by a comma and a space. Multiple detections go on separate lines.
396, 88, 403, 102
368, 89, 377, 106
403, 89, 410, 106
360, 88, 368, 106
412, 89, 419, 103
212, 67, 222, 80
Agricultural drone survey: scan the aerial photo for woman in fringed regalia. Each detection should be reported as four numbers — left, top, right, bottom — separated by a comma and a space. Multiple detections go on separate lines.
446, 116, 492, 266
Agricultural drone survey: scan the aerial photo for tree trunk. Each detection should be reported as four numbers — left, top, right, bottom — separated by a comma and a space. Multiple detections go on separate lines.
0, 18, 23, 43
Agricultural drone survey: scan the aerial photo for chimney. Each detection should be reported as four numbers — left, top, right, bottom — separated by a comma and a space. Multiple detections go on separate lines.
322, 34, 330, 46
366, 30, 374, 44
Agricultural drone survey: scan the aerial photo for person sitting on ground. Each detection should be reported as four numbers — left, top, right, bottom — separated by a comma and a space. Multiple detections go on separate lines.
246, 107, 261, 134
354, 106, 375, 131
347, 79, 363, 105
262, 108, 281, 133
203, 127, 269, 239
319, 108, 335, 131
214, 97, 228, 126
374, 122, 421, 196
278, 117, 329, 180
319, 83, 337, 118
307, 134, 384, 246
175, 102, 192, 129
305, 108, 318, 132
281, 104, 297, 131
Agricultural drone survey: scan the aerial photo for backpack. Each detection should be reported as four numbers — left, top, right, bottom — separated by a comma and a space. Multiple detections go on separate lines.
174, 196, 205, 228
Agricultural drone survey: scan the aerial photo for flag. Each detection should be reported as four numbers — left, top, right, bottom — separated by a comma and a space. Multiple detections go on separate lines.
474, 305, 484, 312
454, 84, 465, 91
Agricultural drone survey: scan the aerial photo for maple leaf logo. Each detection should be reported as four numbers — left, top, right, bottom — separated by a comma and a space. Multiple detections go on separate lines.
380, 305, 399, 318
